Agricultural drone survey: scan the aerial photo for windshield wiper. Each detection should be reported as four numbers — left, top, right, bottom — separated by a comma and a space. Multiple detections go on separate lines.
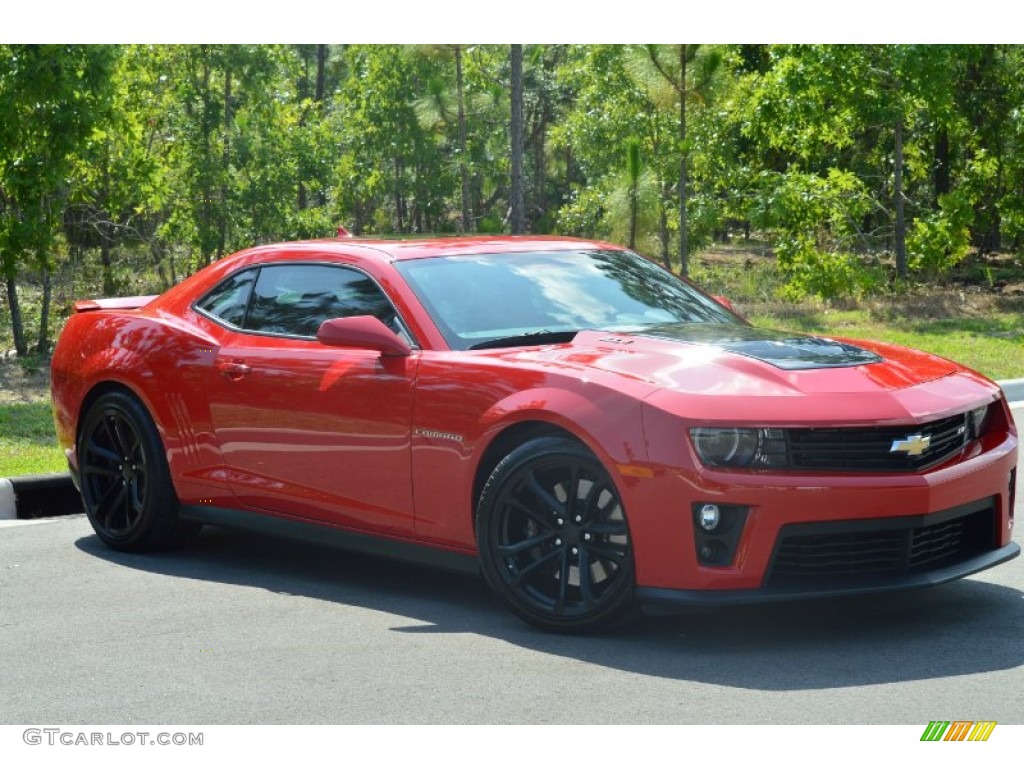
468, 330, 579, 351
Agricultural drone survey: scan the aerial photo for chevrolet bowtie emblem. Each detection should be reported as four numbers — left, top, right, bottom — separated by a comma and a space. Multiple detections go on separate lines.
890, 434, 931, 456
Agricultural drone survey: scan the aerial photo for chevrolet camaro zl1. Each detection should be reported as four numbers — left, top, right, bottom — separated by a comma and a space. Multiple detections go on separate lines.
50, 236, 1020, 631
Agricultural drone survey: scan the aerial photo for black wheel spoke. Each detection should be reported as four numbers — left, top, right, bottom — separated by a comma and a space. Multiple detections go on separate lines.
82, 464, 119, 479
102, 415, 124, 456
585, 521, 628, 537
108, 485, 129, 529
564, 463, 580, 518
85, 437, 120, 465
584, 483, 610, 517
497, 530, 555, 557
554, 549, 570, 615
112, 417, 135, 459
129, 476, 145, 513
578, 477, 597, 517
525, 470, 565, 517
586, 542, 628, 563
578, 547, 595, 608
510, 546, 563, 585
507, 498, 556, 530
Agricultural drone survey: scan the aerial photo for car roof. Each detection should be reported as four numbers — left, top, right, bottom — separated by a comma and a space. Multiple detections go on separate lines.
240, 235, 626, 264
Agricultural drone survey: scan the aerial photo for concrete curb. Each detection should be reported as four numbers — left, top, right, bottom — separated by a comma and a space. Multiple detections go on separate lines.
1, 378, 1022, 521
1001, 377, 1024, 405
0, 473, 81, 520
0, 479, 15, 520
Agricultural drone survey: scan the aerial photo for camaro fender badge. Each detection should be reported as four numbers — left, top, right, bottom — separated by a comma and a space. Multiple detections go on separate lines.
890, 434, 932, 456
415, 428, 464, 443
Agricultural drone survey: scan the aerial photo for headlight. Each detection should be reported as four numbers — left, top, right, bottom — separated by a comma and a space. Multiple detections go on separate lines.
689, 427, 787, 468
968, 404, 990, 439
691, 428, 758, 466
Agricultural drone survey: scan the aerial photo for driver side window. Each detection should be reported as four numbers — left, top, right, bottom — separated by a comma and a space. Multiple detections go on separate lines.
243, 264, 403, 340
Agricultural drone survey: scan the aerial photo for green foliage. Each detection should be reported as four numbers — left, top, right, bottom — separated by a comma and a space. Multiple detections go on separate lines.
907, 189, 973, 275
751, 168, 878, 298
2, 43, 1024, 359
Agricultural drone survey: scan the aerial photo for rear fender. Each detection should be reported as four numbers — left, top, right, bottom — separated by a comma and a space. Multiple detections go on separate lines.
53, 312, 222, 499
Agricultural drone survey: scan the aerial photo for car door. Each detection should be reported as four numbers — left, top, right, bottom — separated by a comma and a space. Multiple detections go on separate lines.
199, 262, 418, 536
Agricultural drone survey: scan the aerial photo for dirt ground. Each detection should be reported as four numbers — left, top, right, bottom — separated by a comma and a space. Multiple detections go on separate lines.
0, 357, 52, 405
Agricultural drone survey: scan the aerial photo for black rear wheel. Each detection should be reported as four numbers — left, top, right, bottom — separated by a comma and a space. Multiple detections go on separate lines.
78, 391, 200, 551
477, 436, 634, 632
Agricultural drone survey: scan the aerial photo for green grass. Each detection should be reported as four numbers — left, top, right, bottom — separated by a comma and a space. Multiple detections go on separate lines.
743, 301, 1024, 381
0, 402, 66, 477
692, 249, 1024, 381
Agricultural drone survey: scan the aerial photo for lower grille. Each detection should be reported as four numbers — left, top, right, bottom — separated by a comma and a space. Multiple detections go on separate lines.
766, 500, 995, 589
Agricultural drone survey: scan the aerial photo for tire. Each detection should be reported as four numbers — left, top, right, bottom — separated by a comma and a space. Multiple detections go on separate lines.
77, 391, 201, 552
476, 436, 635, 633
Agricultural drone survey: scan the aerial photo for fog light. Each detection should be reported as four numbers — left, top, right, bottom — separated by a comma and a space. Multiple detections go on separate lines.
691, 503, 750, 568
698, 540, 726, 565
698, 504, 721, 532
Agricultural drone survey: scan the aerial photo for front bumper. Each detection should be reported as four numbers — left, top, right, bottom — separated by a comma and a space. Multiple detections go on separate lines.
625, 412, 1017, 592
637, 540, 1020, 611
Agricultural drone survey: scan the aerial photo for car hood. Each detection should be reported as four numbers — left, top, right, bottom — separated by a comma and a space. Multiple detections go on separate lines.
482, 324, 994, 424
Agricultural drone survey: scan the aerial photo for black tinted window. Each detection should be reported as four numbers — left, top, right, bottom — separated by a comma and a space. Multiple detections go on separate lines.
244, 264, 397, 338
195, 269, 256, 327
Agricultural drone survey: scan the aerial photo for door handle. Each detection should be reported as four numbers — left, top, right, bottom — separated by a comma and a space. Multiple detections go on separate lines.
218, 360, 252, 380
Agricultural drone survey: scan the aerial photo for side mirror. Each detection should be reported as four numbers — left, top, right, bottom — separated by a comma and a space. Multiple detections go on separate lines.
316, 316, 412, 357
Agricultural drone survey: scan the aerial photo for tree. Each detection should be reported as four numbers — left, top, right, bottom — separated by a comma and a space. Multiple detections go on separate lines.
0, 44, 116, 355
509, 44, 526, 234
412, 45, 475, 232
635, 45, 722, 277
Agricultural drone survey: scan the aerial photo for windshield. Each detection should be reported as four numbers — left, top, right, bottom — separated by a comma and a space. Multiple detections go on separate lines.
394, 249, 740, 351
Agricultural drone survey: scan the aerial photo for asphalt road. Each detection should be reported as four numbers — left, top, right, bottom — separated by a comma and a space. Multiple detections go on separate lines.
1, 406, 1021, 725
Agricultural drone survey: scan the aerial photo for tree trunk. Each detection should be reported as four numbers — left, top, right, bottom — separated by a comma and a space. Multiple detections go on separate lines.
200, 51, 213, 266
455, 45, 473, 233
933, 126, 950, 207
36, 266, 51, 353
628, 188, 638, 250
218, 66, 232, 259
678, 45, 690, 278
532, 122, 547, 230
151, 239, 170, 290
509, 44, 526, 235
100, 231, 113, 295
315, 44, 327, 103
894, 117, 907, 280
394, 156, 405, 232
5, 276, 27, 357
315, 44, 328, 208
100, 144, 114, 295
627, 140, 640, 250
659, 182, 671, 270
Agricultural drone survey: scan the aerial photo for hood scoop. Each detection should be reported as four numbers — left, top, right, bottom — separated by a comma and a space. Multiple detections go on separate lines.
635, 324, 882, 371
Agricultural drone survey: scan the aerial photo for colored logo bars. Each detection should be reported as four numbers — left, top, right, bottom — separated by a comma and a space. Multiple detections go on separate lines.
920, 721, 997, 742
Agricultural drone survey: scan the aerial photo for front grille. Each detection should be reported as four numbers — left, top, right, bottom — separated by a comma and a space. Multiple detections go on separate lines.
787, 413, 969, 472
766, 501, 995, 589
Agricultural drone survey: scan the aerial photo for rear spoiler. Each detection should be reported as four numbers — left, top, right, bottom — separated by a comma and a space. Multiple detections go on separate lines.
73, 295, 159, 313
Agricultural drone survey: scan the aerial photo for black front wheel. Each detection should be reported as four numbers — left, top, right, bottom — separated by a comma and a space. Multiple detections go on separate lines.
477, 436, 635, 632
78, 391, 201, 551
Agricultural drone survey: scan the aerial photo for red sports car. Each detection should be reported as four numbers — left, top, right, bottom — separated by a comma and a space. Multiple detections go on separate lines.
50, 236, 1019, 632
